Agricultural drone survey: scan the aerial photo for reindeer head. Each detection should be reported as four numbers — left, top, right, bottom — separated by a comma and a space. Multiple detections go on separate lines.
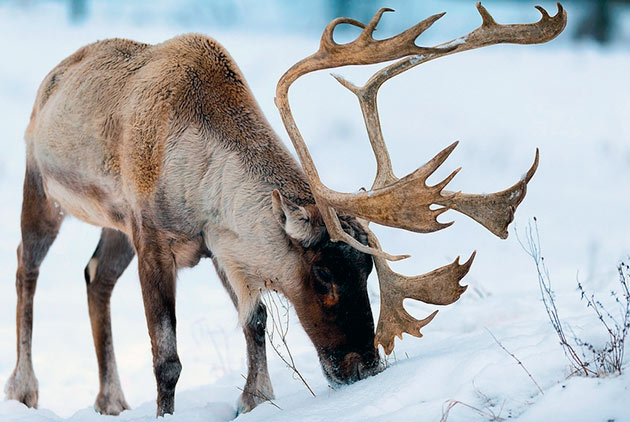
271, 190, 380, 384
273, 2, 566, 382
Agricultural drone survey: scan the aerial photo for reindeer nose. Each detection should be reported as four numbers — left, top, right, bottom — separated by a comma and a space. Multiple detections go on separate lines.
343, 352, 382, 381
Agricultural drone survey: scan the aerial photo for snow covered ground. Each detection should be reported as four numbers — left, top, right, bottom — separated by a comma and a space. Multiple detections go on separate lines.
0, 2, 629, 422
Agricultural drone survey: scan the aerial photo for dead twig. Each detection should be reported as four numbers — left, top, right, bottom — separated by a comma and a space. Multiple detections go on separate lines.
518, 218, 630, 377
262, 291, 316, 397
573, 262, 630, 375
440, 399, 505, 422
237, 383, 282, 411
485, 328, 544, 395
516, 218, 592, 376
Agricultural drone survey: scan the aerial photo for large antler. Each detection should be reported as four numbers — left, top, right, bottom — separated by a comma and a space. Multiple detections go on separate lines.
275, 3, 566, 353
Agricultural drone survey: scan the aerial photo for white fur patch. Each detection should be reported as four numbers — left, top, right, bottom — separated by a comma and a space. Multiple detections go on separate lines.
156, 318, 178, 360
87, 258, 98, 283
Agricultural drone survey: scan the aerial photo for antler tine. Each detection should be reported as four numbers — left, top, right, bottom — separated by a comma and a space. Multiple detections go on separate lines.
332, 72, 397, 189
320, 205, 410, 261
391, 11, 447, 50
416, 141, 459, 180
358, 2, 567, 93
321, 142, 461, 234
374, 252, 475, 354
362, 7, 395, 39
366, 226, 475, 354
437, 149, 540, 239
433, 167, 462, 192
524, 148, 540, 183
321, 17, 366, 49
477, 2, 497, 26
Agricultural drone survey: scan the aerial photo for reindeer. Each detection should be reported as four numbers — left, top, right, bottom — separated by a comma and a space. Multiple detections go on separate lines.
4, 3, 566, 417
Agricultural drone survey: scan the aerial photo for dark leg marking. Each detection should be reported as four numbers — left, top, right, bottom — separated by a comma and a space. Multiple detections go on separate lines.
133, 222, 181, 417
85, 228, 135, 415
5, 165, 64, 408
238, 301, 274, 414
212, 260, 274, 415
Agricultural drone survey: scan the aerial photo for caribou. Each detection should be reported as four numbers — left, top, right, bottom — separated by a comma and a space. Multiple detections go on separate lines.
4, 2, 566, 417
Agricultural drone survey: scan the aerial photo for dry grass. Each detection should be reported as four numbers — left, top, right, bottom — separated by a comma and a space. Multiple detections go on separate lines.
261, 291, 316, 396
518, 218, 630, 377
485, 328, 544, 395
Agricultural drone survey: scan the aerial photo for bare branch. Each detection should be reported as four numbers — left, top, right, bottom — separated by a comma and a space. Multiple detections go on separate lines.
262, 292, 316, 397
519, 219, 630, 376
485, 328, 544, 395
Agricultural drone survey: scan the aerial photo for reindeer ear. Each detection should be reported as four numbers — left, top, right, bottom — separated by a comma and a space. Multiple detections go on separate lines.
271, 190, 323, 246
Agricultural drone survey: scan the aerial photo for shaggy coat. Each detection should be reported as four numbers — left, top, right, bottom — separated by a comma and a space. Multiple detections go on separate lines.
6, 34, 379, 417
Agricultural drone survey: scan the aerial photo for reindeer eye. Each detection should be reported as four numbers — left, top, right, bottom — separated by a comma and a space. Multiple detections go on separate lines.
314, 267, 332, 282
313, 267, 333, 294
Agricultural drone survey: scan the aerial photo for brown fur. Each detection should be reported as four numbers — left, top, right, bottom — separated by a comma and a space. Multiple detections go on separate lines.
85, 229, 135, 415
5, 164, 63, 408
8, 34, 379, 417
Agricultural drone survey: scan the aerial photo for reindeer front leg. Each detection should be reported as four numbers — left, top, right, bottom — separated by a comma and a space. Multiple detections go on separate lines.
238, 300, 274, 414
133, 224, 181, 417
211, 260, 274, 415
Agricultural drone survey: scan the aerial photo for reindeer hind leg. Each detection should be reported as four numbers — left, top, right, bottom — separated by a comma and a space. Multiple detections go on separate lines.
5, 164, 64, 408
85, 228, 135, 415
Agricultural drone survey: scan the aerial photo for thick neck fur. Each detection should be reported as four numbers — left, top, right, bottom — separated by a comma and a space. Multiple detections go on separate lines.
150, 35, 318, 319
163, 34, 315, 206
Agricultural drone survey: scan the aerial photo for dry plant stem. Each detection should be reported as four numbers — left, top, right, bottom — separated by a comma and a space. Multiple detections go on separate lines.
237, 387, 281, 411
440, 399, 505, 422
262, 292, 316, 397
517, 219, 591, 376
573, 262, 630, 375
485, 328, 544, 395
517, 220, 630, 377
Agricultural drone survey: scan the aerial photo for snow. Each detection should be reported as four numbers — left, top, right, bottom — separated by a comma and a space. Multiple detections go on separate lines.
1, 2, 629, 422
441, 36, 467, 49
408, 54, 425, 65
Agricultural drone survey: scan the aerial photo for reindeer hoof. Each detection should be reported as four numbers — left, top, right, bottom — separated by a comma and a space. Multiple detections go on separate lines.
236, 385, 275, 415
236, 393, 256, 415
94, 391, 130, 415
4, 368, 39, 408
236, 391, 271, 415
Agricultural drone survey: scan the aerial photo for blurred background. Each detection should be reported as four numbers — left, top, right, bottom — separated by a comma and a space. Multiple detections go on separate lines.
0, 1, 628, 420
1, 0, 630, 44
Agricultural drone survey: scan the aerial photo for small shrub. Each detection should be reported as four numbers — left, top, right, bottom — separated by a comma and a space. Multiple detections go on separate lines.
518, 218, 629, 377
573, 262, 630, 375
